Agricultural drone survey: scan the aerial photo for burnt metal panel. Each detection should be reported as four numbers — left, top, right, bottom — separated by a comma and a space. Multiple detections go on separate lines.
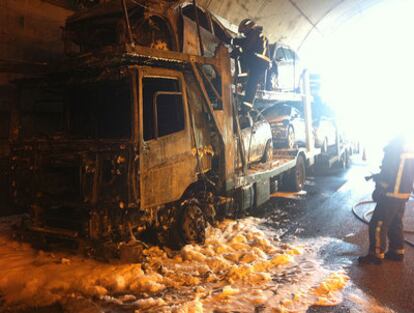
182, 15, 220, 57
138, 67, 198, 208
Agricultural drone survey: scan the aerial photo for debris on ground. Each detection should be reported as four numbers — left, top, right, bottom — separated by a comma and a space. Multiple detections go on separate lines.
0, 215, 352, 312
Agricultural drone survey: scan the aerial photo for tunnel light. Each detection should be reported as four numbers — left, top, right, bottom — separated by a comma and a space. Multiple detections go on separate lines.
302, 0, 414, 150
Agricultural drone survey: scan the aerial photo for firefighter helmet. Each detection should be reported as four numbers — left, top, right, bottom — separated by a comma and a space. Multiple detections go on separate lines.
238, 18, 255, 34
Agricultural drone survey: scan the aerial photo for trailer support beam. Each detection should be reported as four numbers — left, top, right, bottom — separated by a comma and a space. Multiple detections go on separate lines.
302, 69, 313, 153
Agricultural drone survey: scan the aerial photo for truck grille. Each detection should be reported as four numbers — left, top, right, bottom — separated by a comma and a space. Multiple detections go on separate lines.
43, 205, 88, 235
38, 157, 82, 203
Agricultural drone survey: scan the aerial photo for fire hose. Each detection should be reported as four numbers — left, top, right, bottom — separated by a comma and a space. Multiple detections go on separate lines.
352, 200, 414, 247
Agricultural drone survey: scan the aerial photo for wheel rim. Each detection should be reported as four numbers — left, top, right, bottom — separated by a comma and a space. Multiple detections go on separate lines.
181, 204, 206, 244
263, 142, 272, 163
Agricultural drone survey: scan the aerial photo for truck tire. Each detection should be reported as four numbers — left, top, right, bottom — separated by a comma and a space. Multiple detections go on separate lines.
180, 201, 207, 245
287, 126, 296, 149
288, 154, 306, 191
261, 141, 273, 163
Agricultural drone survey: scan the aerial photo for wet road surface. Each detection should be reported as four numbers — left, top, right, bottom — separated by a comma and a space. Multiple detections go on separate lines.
259, 158, 414, 313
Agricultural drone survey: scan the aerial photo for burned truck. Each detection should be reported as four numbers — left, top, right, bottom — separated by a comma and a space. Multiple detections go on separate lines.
12, 47, 235, 250
12, 1, 278, 251
12, 0, 336, 255
13, 48, 273, 249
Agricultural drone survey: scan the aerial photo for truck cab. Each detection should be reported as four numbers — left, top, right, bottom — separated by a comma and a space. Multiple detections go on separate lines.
13, 36, 273, 249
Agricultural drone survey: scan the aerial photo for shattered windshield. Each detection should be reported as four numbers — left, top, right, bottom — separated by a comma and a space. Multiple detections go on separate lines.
67, 79, 132, 139
20, 77, 132, 140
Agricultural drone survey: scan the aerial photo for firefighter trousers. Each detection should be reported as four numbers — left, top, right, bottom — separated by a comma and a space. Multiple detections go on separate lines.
368, 197, 406, 258
243, 61, 268, 108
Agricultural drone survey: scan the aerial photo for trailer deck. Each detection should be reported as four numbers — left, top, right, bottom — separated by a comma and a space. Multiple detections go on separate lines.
239, 147, 321, 185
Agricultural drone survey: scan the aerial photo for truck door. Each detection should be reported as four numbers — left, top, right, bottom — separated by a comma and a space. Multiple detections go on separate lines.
139, 68, 197, 208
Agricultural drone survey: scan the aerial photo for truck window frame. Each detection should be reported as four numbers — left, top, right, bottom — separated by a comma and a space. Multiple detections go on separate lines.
132, 14, 177, 51
17, 70, 135, 142
140, 70, 188, 142
153, 90, 185, 138
181, 3, 212, 32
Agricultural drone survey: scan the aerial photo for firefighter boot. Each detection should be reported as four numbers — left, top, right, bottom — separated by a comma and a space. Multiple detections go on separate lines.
385, 250, 404, 262
358, 254, 383, 265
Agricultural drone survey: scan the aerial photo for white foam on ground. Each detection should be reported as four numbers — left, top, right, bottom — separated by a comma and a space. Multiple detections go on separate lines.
0, 216, 391, 313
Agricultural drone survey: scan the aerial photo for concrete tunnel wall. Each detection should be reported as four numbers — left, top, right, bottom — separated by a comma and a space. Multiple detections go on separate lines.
0, 0, 73, 85
0, 0, 386, 82
198, 0, 384, 51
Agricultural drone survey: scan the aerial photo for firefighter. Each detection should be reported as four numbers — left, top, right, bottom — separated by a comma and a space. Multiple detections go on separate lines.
231, 19, 271, 114
359, 135, 414, 265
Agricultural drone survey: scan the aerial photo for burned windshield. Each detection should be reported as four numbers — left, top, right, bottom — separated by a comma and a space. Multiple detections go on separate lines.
67, 79, 131, 139
20, 78, 132, 140
20, 85, 65, 138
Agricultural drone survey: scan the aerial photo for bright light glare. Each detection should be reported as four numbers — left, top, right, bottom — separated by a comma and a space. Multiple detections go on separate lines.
302, 0, 414, 154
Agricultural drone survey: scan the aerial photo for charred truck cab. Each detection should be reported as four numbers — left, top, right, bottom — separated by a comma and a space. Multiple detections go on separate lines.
13, 42, 244, 249
11, 0, 239, 250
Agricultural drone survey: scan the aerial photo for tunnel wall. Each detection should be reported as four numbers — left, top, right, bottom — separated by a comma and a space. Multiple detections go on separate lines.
0, 0, 72, 215
199, 0, 382, 51
0, 0, 73, 85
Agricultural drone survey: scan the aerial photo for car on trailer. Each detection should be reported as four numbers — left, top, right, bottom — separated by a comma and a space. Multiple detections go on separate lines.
313, 117, 337, 153
262, 104, 306, 149
266, 43, 304, 92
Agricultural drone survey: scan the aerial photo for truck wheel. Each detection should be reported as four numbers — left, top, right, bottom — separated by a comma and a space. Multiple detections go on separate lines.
287, 126, 296, 149
288, 155, 306, 191
261, 141, 273, 163
180, 201, 207, 245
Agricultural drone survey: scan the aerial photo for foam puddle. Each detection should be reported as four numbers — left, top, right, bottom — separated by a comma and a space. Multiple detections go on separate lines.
0, 216, 354, 312
344, 288, 396, 313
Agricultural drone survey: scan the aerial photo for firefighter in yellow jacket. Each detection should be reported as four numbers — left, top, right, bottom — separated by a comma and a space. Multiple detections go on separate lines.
231, 19, 271, 113
359, 135, 414, 264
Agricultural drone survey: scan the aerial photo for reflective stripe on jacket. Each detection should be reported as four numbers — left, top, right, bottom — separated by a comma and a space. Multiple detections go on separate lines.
232, 28, 271, 65
377, 137, 414, 201
385, 152, 414, 200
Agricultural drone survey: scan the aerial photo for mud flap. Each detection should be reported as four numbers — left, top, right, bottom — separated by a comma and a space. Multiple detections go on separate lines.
255, 178, 270, 208
235, 183, 255, 215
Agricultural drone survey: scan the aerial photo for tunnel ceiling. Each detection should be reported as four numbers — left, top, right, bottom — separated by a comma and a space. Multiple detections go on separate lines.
197, 0, 383, 50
